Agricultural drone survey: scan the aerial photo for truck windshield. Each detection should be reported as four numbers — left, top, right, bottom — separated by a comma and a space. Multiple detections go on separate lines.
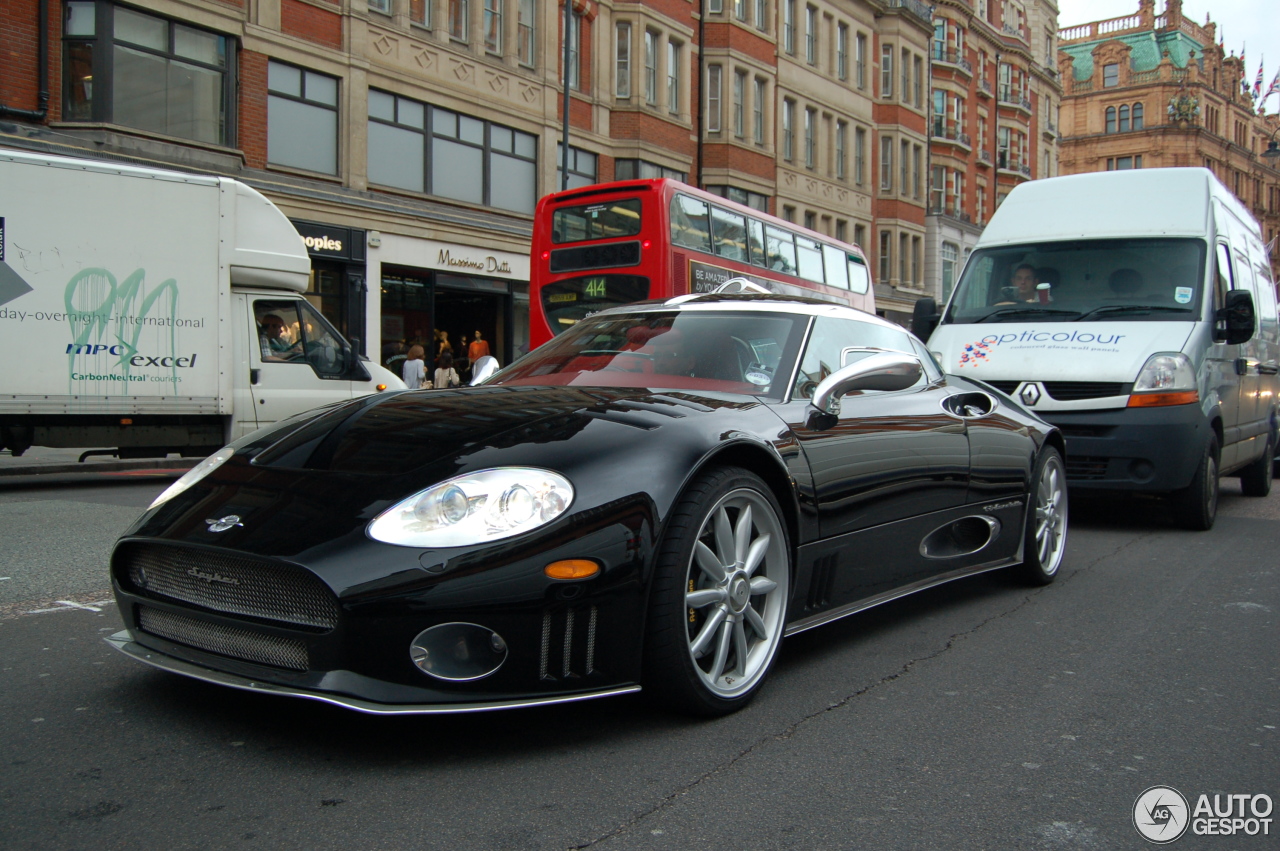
942, 238, 1207, 324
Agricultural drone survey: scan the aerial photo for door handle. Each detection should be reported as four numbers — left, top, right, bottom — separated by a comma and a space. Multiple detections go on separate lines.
250, 368, 260, 385
1258, 361, 1279, 375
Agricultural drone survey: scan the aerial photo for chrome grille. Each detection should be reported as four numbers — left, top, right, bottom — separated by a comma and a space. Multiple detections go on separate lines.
120, 543, 339, 630
138, 606, 309, 671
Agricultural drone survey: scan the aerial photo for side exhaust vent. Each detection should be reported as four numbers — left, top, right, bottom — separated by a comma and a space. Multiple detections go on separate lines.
539, 605, 599, 680
919, 516, 1001, 559
805, 553, 838, 610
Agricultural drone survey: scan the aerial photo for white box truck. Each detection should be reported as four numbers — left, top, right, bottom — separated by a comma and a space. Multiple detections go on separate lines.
913, 168, 1278, 531
0, 150, 404, 458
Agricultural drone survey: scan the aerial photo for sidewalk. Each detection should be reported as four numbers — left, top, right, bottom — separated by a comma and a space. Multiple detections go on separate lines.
0, 446, 197, 487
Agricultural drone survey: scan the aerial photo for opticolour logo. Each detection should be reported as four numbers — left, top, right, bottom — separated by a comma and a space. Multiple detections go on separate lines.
1134, 786, 1190, 843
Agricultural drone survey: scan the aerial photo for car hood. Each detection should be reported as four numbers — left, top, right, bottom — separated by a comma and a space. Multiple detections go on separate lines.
125, 386, 771, 561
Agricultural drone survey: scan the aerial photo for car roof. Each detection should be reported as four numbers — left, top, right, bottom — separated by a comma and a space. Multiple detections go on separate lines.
592, 292, 900, 330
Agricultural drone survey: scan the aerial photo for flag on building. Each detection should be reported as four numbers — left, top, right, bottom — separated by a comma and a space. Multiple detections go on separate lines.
1253, 59, 1265, 100
1263, 69, 1280, 115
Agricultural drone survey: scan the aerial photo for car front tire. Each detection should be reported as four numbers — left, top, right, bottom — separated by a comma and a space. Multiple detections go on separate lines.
1013, 447, 1068, 586
1173, 435, 1219, 531
1239, 433, 1274, 498
644, 467, 790, 716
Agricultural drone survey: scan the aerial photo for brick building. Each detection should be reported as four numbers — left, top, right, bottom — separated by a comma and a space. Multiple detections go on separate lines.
1056, 0, 1280, 280
923, 0, 1062, 306
0, 0, 1042, 344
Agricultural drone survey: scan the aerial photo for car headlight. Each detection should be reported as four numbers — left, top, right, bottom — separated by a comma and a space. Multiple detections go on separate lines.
368, 467, 574, 548
148, 447, 236, 509
1133, 352, 1196, 392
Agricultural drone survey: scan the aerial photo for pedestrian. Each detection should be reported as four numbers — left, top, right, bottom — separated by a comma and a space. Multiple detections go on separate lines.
402, 344, 430, 389
434, 350, 461, 389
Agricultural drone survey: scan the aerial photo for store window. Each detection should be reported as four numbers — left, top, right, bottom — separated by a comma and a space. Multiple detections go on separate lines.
556, 144, 598, 190
615, 159, 686, 182
62, 1, 232, 146
268, 61, 338, 174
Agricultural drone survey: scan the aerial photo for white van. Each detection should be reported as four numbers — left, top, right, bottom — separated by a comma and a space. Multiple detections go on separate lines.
914, 168, 1278, 530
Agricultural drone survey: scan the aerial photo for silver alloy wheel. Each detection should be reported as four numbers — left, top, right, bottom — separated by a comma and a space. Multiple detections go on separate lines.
1035, 453, 1068, 575
683, 487, 788, 699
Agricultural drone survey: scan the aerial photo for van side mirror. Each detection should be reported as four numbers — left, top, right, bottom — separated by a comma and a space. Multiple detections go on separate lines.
911, 297, 940, 340
1216, 289, 1255, 345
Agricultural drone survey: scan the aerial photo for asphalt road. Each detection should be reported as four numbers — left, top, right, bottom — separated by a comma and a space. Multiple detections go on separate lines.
0, 479, 1275, 850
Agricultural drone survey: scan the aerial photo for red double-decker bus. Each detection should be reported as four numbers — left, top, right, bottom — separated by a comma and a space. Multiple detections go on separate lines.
529, 179, 875, 347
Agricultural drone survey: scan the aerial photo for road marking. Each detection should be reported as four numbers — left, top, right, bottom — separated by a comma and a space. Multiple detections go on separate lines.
24, 600, 114, 615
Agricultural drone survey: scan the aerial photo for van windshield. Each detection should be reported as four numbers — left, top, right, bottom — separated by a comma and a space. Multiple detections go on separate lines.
942, 238, 1207, 324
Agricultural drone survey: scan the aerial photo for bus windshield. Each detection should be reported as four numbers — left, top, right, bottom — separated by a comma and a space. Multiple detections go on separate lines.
943, 238, 1207, 324
552, 198, 643, 243
492, 310, 804, 399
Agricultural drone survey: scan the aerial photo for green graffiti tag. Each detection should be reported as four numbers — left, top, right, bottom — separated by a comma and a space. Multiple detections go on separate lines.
63, 268, 180, 392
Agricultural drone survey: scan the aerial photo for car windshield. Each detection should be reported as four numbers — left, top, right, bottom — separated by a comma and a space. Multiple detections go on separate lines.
490, 310, 805, 399
943, 238, 1207, 324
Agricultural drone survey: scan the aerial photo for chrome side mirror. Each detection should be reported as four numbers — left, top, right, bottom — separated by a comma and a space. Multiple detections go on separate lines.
469, 355, 500, 386
811, 352, 923, 416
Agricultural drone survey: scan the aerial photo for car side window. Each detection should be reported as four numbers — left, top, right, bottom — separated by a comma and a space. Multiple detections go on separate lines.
793, 316, 920, 400
255, 300, 348, 377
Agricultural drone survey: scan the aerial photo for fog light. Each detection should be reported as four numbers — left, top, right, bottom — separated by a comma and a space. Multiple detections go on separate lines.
409, 623, 508, 681
544, 559, 600, 580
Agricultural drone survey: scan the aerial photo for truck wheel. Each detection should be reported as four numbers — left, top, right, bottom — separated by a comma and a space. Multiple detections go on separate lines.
1239, 434, 1274, 498
1172, 435, 1219, 531
1012, 447, 1068, 586
643, 467, 789, 717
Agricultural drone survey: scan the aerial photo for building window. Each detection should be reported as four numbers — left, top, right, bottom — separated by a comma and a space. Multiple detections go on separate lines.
835, 120, 847, 180
783, 0, 795, 55
706, 185, 770, 211
484, 0, 502, 53
902, 48, 911, 104
804, 211, 817, 230
881, 45, 893, 99
782, 98, 794, 160
913, 55, 923, 106
616, 159, 686, 181
1132, 102, 1144, 130
268, 61, 337, 174
913, 144, 922, 199
1105, 106, 1116, 134
367, 90, 537, 213
899, 232, 909, 282
911, 236, 921, 285
804, 107, 816, 168
449, 0, 468, 41
756, 0, 767, 32
734, 0, 747, 21
837, 24, 848, 81
517, 0, 535, 65
855, 33, 866, 89
368, 1, 390, 13
615, 22, 631, 98
900, 139, 909, 196
62, 2, 233, 146
733, 70, 746, 137
1107, 155, 1142, 170
941, 241, 958, 299
1102, 62, 1118, 87
880, 135, 893, 191
879, 230, 891, 282
782, 205, 795, 223
667, 41, 680, 115
556, 144, 598, 190
1118, 104, 1130, 132
410, 0, 431, 27
708, 0, 723, 12
753, 78, 766, 143
854, 224, 865, 249
644, 31, 658, 105
805, 5, 817, 65
854, 126, 865, 185
706, 65, 722, 132
568, 12, 583, 90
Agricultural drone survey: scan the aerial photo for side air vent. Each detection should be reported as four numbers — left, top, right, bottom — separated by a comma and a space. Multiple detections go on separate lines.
805, 553, 838, 610
539, 605, 599, 680
919, 516, 1001, 559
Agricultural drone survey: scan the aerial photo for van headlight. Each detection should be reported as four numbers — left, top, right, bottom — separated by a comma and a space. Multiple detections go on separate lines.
1133, 353, 1195, 392
148, 447, 236, 509
368, 468, 574, 548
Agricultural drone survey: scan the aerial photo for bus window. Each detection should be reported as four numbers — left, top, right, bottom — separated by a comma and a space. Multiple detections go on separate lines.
551, 198, 642, 243
748, 220, 767, 267
766, 226, 797, 274
796, 236, 825, 284
847, 256, 870, 294
671, 195, 712, 252
823, 245, 849, 290
711, 206, 749, 262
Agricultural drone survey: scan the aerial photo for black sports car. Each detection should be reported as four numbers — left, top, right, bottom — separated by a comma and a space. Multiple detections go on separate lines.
107, 293, 1067, 716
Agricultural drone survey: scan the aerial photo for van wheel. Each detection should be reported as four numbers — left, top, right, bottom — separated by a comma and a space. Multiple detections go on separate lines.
643, 467, 790, 716
1013, 447, 1068, 586
1239, 435, 1275, 497
1172, 435, 1219, 531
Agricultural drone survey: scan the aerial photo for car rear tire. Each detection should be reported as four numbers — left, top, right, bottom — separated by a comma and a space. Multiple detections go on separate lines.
1172, 435, 1219, 531
643, 467, 790, 716
1013, 447, 1067, 586
1239, 434, 1275, 498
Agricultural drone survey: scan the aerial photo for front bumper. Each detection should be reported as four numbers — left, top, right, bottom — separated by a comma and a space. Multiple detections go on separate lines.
105, 630, 640, 714
1040, 403, 1209, 493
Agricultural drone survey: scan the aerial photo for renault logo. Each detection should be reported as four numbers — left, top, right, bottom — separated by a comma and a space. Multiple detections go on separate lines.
206, 515, 244, 532
1019, 383, 1042, 406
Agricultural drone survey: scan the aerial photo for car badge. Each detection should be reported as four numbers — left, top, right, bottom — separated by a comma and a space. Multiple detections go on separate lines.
1019, 383, 1042, 407
206, 515, 244, 532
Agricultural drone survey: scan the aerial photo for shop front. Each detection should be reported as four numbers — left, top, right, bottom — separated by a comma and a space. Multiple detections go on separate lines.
291, 219, 369, 355
371, 233, 530, 384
